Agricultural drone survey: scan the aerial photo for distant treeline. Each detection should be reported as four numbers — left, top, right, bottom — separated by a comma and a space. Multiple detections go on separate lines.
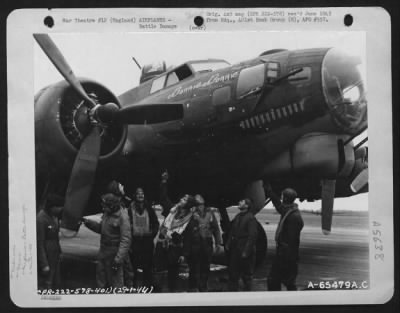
263, 207, 369, 216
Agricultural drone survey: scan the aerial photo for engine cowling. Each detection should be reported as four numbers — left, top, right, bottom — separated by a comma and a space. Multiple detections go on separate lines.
262, 132, 355, 179
35, 78, 127, 178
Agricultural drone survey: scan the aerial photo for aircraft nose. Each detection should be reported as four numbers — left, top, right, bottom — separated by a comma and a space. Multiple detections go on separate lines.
321, 48, 367, 134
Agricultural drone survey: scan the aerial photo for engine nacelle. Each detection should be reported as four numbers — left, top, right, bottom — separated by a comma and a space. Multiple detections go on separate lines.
35, 78, 127, 178
262, 132, 355, 179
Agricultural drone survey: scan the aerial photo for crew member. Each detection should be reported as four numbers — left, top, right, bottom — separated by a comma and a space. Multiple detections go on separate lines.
105, 180, 134, 287
128, 187, 159, 289
183, 194, 223, 292
83, 193, 131, 288
106, 180, 131, 207
265, 183, 304, 291
37, 194, 64, 290
158, 172, 196, 292
225, 198, 258, 291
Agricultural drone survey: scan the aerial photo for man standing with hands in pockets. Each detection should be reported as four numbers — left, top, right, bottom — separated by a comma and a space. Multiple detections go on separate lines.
225, 198, 258, 291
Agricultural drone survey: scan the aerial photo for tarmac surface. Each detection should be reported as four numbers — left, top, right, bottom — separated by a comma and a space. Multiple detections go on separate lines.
59, 209, 369, 292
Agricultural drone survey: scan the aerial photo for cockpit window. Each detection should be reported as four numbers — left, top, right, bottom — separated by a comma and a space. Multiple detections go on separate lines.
190, 61, 230, 73
151, 64, 193, 93
150, 75, 166, 93
166, 72, 179, 87
236, 64, 265, 99
174, 64, 193, 81
149, 61, 229, 93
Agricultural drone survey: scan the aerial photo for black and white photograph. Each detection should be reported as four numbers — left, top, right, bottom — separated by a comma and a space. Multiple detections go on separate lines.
7, 7, 393, 307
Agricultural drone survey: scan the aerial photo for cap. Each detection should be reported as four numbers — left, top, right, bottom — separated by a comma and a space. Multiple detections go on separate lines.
107, 180, 125, 197
282, 188, 297, 203
101, 193, 121, 209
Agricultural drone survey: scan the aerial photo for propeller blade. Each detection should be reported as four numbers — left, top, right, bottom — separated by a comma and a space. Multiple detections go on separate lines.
350, 168, 368, 193
115, 103, 183, 124
354, 146, 368, 160
244, 180, 266, 214
61, 127, 101, 236
321, 179, 336, 235
33, 34, 96, 108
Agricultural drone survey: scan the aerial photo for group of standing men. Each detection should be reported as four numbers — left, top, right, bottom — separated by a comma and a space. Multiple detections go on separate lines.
154, 172, 223, 292
37, 174, 304, 292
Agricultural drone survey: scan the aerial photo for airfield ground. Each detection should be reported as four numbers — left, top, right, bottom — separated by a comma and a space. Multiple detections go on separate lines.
60, 209, 369, 292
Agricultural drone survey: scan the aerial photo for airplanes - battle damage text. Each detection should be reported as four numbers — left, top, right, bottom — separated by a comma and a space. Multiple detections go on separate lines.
61, 9, 332, 30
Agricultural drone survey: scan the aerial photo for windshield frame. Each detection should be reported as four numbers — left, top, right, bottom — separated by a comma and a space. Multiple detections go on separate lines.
188, 59, 230, 73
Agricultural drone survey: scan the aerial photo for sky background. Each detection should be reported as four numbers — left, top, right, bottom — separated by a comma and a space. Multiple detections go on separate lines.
34, 31, 368, 211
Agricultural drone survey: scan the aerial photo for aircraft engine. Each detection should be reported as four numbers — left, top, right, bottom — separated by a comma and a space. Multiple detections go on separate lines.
34, 34, 185, 234
263, 132, 367, 234
262, 132, 355, 179
35, 79, 127, 177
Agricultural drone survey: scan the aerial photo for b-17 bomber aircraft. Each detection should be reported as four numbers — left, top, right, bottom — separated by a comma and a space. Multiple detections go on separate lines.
34, 34, 368, 259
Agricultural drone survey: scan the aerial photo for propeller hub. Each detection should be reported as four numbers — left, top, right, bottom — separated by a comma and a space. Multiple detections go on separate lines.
73, 102, 91, 138
93, 102, 119, 124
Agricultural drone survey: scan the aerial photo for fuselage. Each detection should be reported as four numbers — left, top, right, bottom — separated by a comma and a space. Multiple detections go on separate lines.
111, 48, 367, 201
35, 47, 367, 207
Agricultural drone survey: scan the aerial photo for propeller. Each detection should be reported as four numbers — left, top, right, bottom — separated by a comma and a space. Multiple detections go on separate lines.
350, 169, 368, 193
321, 179, 336, 235
34, 34, 183, 234
33, 34, 97, 108
244, 180, 266, 214
61, 127, 101, 236
34, 34, 103, 235
351, 146, 368, 193
320, 143, 368, 235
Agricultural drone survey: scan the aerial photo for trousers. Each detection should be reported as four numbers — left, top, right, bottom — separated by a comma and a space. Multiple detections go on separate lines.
131, 236, 155, 288
38, 258, 62, 290
267, 248, 298, 291
187, 243, 213, 291
96, 256, 124, 288
227, 248, 255, 291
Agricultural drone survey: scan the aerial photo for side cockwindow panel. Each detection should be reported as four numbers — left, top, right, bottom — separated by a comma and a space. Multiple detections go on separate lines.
150, 75, 166, 93
213, 86, 231, 106
166, 72, 179, 87
236, 64, 265, 99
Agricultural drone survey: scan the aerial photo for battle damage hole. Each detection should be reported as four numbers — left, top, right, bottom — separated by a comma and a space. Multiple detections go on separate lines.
344, 14, 353, 27
44, 16, 54, 28
194, 16, 204, 27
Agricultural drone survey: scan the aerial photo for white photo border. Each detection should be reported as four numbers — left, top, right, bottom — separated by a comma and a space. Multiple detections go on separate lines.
7, 7, 393, 307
